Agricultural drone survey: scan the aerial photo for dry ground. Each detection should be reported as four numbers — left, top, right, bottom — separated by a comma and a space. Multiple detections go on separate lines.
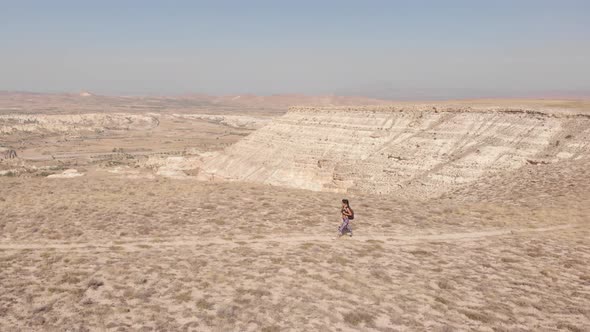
1, 96, 589, 331
1, 162, 589, 331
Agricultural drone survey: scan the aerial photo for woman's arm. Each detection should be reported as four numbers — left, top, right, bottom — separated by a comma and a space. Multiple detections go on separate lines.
343, 207, 352, 217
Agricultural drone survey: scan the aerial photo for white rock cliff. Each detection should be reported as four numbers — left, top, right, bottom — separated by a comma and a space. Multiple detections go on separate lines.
199, 106, 590, 197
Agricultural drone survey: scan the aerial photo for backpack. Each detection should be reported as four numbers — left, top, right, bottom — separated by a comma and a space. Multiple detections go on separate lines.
348, 208, 354, 220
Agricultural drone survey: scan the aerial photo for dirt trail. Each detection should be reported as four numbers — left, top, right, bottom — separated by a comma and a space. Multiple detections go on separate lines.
0, 224, 575, 251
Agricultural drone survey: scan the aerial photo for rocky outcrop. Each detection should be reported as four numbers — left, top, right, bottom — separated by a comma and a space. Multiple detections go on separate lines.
198, 106, 590, 197
46, 169, 84, 178
138, 155, 204, 179
0, 113, 160, 134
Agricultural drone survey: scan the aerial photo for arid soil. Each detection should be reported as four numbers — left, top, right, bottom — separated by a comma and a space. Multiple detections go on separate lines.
0, 94, 589, 331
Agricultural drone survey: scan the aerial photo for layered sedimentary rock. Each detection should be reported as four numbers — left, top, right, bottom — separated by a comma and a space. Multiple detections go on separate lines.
199, 106, 590, 197
0, 113, 159, 134
171, 114, 271, 130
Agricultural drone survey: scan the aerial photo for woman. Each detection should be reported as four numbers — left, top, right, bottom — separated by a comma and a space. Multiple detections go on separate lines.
338, 199, 354, 237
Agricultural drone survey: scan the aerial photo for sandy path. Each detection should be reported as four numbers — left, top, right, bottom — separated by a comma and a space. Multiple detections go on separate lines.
0, 224, 576, 251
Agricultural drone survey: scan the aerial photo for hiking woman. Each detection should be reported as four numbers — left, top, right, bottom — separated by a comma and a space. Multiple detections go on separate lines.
338, 199, 354, 237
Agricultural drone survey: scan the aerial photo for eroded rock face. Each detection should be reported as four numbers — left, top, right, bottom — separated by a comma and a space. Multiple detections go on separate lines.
0, 113, 160, 134
171, 114, 271, 130
199, 106, 590, 197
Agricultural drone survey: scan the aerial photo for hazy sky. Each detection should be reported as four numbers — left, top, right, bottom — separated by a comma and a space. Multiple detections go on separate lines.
1, 0, 589, 98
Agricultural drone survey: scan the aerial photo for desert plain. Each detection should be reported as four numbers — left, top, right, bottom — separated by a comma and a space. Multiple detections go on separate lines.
0, 93, 589, 331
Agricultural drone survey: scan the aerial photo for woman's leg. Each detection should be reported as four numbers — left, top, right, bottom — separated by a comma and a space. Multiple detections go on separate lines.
338, 217, 349, 235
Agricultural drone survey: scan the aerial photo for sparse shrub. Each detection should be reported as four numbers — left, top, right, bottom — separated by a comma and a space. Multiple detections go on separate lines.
343, 311, 375, 327
460, 309, 491, 323
299, 242, 314, 250
301, 256, 318, 263
270, 257, 283, 264
234, 296, 251, 305
32, 302, 53, 314
557, 323, 584, 332
409, 249, 431, 256
327, 255, 350, 265
202, 204, 216, 210
370, 269, 392, 282
175, 290, 192, 303
437, 279, 453, 290
106, 160, 125, 167
236, 288, 271, 298
500, 257, 520, 263
49, 165, 66, 171
355, 243, 384, 257
442, 206, 455, 214
216, 304, 239, 323
434, 296, 449, 305
47, 287, 68, 294
526, 248, 544, 257
87, 279, 104, 290
196, 298, 214, 310
37, 171, 54, 177
60, 273, 81, 285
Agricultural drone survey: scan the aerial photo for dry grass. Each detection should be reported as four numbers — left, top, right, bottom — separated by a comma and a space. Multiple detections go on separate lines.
196, 298, 214, 310
1, 99, 589, 331
460, 309, 492, 323
343, 310, 376, 327
1, 173, 587, 331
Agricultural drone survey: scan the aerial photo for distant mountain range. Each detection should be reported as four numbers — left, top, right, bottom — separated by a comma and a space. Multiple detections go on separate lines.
0, 91, 588, 112
0, 91, 394, 108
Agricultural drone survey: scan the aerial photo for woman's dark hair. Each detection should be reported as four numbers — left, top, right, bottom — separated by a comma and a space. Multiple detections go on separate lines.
342, 199, 350, 207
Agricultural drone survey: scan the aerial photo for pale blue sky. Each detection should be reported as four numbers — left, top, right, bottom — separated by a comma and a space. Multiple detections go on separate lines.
1, 0, 589, 98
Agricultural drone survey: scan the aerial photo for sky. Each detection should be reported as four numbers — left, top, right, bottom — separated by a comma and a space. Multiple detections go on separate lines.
1, 0, 589, 99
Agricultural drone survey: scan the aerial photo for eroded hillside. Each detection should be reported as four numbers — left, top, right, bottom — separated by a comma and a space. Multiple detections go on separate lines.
199, 106, 590, 197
